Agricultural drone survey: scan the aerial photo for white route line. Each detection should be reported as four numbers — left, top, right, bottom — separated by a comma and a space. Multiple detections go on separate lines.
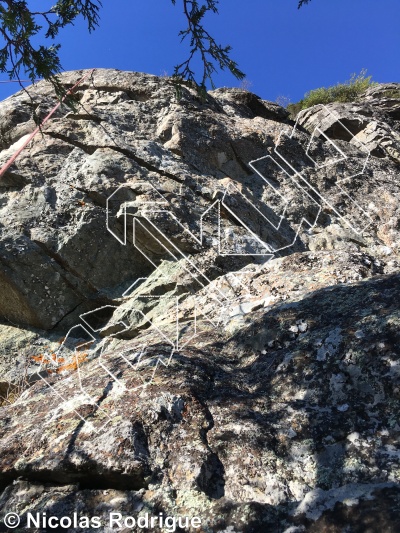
29, 103, 382, 429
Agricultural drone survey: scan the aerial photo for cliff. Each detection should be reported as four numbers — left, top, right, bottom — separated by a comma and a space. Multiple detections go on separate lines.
0, 69, 399, 532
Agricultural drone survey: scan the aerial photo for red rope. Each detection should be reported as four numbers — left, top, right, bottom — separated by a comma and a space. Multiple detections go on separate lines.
0, 69, 95, 179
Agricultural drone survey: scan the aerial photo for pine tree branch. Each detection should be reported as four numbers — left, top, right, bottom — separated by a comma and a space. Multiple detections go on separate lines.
171, 0, 245, 96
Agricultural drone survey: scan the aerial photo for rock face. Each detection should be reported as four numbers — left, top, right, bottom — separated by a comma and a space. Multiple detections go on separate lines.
0, 70, 399, 532
297, 83, 400, 164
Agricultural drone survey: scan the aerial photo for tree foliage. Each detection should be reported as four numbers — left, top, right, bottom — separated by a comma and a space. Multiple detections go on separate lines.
0, 0, 246, 97
0, 1, 101, 97
298, 0, 312, 7
0, 0, 311, 97
171, 0, 245, 93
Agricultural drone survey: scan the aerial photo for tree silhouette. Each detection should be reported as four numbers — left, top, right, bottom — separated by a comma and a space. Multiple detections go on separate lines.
298, 0, 312, 7
0, 1, 311, 96
0, 0, 246, 96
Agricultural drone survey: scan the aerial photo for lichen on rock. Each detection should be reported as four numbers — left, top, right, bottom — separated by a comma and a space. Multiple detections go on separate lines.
0, 70, 399, 531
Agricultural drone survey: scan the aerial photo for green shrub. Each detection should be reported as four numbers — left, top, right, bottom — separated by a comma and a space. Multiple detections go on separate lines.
287, 70, 375, 118
384, 89, 400, 99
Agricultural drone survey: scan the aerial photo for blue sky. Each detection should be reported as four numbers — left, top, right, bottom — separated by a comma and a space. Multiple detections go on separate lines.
0, 0, 399, 104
